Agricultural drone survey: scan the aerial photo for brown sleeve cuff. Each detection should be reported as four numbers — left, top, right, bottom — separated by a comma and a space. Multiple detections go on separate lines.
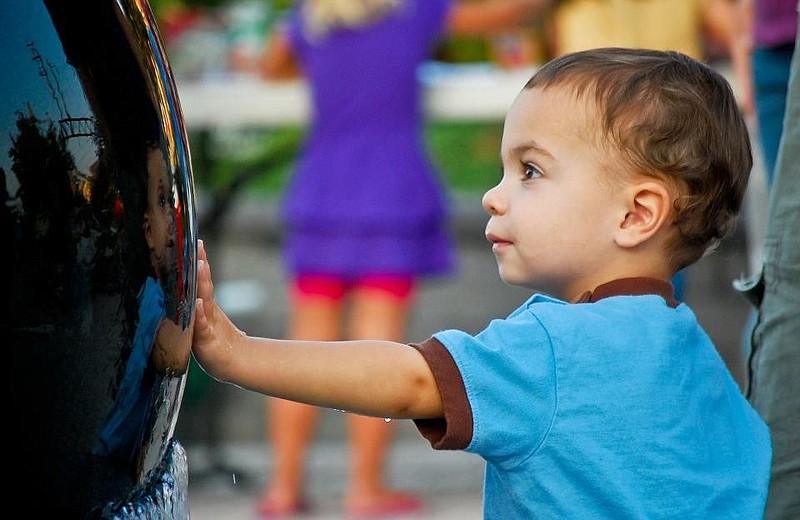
410, 337, 473, 450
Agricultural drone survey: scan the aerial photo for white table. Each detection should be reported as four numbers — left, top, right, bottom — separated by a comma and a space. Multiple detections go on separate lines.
176, 63, 538, 128
176, 61, 738, 129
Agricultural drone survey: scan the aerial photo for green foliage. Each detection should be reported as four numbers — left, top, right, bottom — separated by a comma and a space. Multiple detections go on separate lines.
427, 121, 503, 193
433, 35, 492, 63
189, 126, 302, 194
149, 0, 227, 11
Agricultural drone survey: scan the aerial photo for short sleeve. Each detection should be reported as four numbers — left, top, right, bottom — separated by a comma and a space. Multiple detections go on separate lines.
425, 311, 558, 463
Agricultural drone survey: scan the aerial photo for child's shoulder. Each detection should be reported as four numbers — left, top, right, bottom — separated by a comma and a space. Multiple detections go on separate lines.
522, 290, 688, 337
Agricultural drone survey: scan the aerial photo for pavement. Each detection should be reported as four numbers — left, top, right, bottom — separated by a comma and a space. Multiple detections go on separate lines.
185, 438, 485, 520
180, 189, 761, 520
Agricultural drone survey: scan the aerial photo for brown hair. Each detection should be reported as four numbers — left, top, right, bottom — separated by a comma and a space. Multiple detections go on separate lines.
526, 47, 751, 271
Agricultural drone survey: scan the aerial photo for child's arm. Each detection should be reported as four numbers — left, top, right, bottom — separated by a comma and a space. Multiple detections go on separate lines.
192, 241, 444, 420
447, 0, 554, 36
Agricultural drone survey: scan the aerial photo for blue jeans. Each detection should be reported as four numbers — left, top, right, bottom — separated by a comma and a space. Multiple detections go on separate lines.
740, 26, 800, 520
753, 44, 794, 187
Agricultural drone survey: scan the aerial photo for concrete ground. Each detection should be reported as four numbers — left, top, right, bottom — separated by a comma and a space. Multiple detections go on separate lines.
180, 191, 759, 519
185, 438, 484, 519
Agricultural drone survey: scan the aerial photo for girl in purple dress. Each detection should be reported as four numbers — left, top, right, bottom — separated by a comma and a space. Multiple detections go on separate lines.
259, 1, 550, 516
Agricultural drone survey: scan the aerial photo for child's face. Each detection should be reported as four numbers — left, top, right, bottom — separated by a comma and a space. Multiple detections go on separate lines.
144, 147, 177, 277
483, 86, 626, 301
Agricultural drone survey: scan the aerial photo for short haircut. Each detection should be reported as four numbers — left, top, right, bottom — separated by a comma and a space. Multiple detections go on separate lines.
526, 47, 752, 271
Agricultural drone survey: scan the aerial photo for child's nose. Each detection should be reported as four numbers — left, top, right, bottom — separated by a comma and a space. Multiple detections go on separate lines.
482, 184, 504, 216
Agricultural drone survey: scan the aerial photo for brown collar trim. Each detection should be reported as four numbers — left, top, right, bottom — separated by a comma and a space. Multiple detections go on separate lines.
574, 277, 678, 308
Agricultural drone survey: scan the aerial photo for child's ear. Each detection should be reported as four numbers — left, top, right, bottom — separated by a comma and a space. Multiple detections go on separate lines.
143, 213, 154, 249
615, 181, 671, 248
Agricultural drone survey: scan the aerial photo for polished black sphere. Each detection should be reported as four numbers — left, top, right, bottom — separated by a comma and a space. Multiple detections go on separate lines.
3, 1, 196, 516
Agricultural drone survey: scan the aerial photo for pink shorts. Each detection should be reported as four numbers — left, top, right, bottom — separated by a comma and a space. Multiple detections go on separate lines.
290, 273, 416, 303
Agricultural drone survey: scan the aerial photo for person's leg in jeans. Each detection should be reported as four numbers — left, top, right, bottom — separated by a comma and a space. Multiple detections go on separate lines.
746, 25, 800, 519
753, 44, 795, 187
740, 43, 795, 362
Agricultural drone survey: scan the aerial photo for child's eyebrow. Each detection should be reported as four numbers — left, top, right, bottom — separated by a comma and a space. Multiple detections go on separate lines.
503, 140, 555, 162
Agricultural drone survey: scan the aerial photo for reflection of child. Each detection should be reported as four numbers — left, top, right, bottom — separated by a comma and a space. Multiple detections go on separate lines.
94, 275, 165, 462
143, 143, 177, 289
143, 143, 190, 376
94, 143, 188, 466
195, 48, 771, 517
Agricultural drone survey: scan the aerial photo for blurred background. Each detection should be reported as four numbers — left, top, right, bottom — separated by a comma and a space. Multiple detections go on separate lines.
145, 1, 766, 517
149, 0, 742, 216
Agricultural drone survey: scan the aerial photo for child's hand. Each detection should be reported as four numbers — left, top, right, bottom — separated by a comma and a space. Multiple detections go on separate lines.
192, 239, 243, 382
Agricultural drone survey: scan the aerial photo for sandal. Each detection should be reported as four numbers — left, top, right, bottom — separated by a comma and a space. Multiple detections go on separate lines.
346, 493, 424, 519
255, 498, 311, 519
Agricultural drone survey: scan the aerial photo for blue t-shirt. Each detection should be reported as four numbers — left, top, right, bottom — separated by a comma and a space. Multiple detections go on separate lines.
414, 279, 771, 518
94, 277, 165, 461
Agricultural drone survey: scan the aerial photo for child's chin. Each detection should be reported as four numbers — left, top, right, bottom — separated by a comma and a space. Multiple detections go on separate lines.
498, 272, 527, 288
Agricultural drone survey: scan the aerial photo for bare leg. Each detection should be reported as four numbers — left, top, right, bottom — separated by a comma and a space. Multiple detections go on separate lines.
260, 295, 343, 513
344, 288, 421, 515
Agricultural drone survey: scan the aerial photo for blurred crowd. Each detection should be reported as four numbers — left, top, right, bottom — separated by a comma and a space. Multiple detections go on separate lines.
151, 0, 742, 80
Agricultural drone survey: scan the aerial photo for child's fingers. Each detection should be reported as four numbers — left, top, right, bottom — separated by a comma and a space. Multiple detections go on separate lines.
197, 258, 215, 303
194, 297, 207, 333
196, 240, 216, 304
198, 238, 207, 263
193, 298, 213, 367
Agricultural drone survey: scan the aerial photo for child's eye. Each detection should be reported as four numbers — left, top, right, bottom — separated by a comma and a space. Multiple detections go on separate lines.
523, 163, 542, 180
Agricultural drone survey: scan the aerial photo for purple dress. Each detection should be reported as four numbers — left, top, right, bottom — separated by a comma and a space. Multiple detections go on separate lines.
752, 0, 797, 48
281, 0, 456, 278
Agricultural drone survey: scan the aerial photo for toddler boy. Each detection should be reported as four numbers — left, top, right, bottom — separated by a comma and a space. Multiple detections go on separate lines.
192, 47, 771, 518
